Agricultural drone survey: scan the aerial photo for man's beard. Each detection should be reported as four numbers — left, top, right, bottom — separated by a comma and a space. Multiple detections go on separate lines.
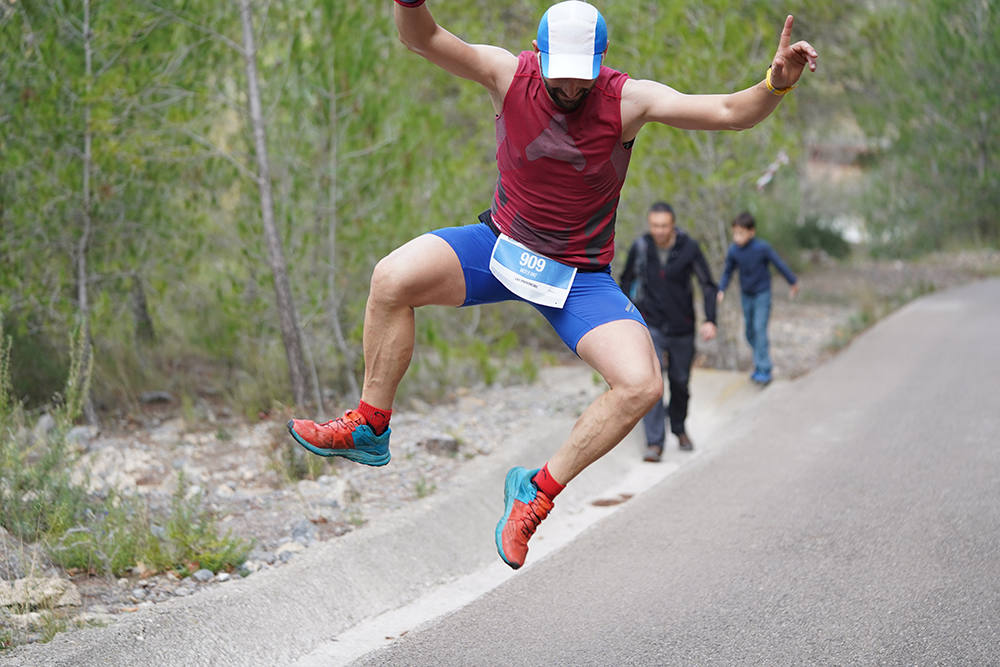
544, 81, 591, 111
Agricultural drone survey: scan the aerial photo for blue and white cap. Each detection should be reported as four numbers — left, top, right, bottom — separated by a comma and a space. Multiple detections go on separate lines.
536, 1, 607, 80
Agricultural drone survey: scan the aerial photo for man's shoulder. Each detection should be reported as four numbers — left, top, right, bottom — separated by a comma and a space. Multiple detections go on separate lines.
598, 62, 627, 80
671, 230, 693, 255
676, 229, 702, 249
594, 63, 630, 98
513, 50, 538, 75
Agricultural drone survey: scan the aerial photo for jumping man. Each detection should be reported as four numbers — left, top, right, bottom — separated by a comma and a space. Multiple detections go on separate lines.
288, 0, 818, 570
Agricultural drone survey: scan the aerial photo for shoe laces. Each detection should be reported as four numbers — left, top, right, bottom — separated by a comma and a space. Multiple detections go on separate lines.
319, 409, 365, 431
518, 492, 554, 539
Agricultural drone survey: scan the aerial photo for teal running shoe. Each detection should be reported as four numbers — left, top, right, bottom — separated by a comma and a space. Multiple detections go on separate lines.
287, 410, 391, 467
495, 466, 554, 570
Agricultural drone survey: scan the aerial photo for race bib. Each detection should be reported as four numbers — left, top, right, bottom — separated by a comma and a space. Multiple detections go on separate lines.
489, 234, 576, 308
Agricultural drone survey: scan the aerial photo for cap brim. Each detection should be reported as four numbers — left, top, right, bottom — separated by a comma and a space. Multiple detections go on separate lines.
540, 52, 601, 80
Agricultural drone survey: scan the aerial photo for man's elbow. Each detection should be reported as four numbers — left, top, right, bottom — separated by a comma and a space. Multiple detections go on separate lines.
395, 18, 424, 51
719, 102, 763, 131
727, 117, 761, 131
396, 30, 418, 53
396, 29, 434, 58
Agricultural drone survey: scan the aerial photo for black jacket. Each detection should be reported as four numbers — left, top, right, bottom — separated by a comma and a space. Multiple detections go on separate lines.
619, 230, 718, 336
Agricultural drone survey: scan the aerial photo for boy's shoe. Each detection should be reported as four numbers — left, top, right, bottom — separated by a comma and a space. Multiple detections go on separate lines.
287, 410, 391, 467
495, 467, 554, 570
643, 444, 664, 462
677, 433, 694, 451
751, 371, 772, 386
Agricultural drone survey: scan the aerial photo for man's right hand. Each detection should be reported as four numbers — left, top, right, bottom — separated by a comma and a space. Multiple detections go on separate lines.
767, 15, 819, 90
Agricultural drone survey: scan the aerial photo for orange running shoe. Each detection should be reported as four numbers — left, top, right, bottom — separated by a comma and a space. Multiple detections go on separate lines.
495, 466, 554, 570
287, 410, 391, 467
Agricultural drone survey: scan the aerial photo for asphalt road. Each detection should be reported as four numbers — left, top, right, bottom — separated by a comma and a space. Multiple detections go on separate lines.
356, 278, 1000, 666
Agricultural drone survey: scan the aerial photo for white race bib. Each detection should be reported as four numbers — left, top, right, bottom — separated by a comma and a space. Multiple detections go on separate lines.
489, 234, 577, 309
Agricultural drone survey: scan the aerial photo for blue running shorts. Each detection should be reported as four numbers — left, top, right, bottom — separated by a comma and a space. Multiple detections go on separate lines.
430, 222, 646, 353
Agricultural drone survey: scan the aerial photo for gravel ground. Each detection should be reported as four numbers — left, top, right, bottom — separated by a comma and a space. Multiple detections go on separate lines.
2, 250, 996, 648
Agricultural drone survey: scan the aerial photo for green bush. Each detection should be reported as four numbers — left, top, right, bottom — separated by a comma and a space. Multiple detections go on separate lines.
1, 427, 253, 578
157, 474, 253, 575
0, 435, 93, 543
44, 476, 252, 577
0, 321, 251, 578
2, 311, 66, 410
794, 218, 852, 259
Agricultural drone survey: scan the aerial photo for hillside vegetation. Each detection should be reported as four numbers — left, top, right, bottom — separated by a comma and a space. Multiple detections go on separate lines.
1, 0, 996, 417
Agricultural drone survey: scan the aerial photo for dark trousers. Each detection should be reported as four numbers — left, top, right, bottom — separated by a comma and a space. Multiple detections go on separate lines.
641, 327, 695, 445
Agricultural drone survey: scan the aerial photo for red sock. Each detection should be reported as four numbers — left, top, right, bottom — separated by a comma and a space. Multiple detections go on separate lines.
358, 400, 391, 436
532, 464, 565, 499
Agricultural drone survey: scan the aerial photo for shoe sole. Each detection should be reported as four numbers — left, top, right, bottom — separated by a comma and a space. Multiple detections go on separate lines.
287, 420, 391, 467
495, 467, 525, 570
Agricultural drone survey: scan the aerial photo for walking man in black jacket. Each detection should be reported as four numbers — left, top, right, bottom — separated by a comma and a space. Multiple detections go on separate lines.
619, 202, 719, 461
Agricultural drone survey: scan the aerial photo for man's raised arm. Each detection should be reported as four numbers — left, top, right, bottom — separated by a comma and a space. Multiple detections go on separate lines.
393, 1, 517, 111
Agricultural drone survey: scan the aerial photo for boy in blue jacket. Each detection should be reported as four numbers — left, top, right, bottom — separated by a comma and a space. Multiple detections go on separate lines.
717, 211, 799, 384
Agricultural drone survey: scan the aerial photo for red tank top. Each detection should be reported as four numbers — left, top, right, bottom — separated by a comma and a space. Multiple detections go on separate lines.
491, 51, 632, 269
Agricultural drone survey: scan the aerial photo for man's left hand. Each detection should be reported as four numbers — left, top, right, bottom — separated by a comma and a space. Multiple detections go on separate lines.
769, 15, 818, 89
700, 321, 717, 342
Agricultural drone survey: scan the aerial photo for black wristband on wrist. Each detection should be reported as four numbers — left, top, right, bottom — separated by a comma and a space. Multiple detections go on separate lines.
394, 0, 426, 7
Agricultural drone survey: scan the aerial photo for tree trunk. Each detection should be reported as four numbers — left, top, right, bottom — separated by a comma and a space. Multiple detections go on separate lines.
78, 0, 98, 427
239, 0, 309, 408
130, 274, 156, 344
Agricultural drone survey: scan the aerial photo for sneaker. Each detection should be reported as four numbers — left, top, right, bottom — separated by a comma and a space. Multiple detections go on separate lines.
643, 444, 664, 462
287, 410, 391, 467
495, 467, 554, 570
677, 433, 694, 451
751, 371, 772, 386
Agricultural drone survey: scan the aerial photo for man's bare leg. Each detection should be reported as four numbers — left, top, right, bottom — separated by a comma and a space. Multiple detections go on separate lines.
495, 318, 661, 568
359, 234, 466, 409
287, 233, 464, 461
546, 319, 663, 484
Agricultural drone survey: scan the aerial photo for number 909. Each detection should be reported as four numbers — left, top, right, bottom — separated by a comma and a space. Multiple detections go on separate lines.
519, 252, 546, 272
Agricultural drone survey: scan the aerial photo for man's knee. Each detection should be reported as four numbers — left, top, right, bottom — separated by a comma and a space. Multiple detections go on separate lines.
633, 368, 664, 412
369, 235, 466, 309
608, 366, 662, 414
369, 254, 417, 308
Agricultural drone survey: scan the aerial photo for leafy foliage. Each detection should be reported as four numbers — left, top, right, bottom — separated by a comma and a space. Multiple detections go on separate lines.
846, 0, 999, 255
793, 218, 851, 260
0, 322, 251, 577
0, 0, 995, 414
46, 476, 252, 577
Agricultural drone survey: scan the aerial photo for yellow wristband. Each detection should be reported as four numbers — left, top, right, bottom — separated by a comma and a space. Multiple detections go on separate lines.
765, 66, 796, 96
